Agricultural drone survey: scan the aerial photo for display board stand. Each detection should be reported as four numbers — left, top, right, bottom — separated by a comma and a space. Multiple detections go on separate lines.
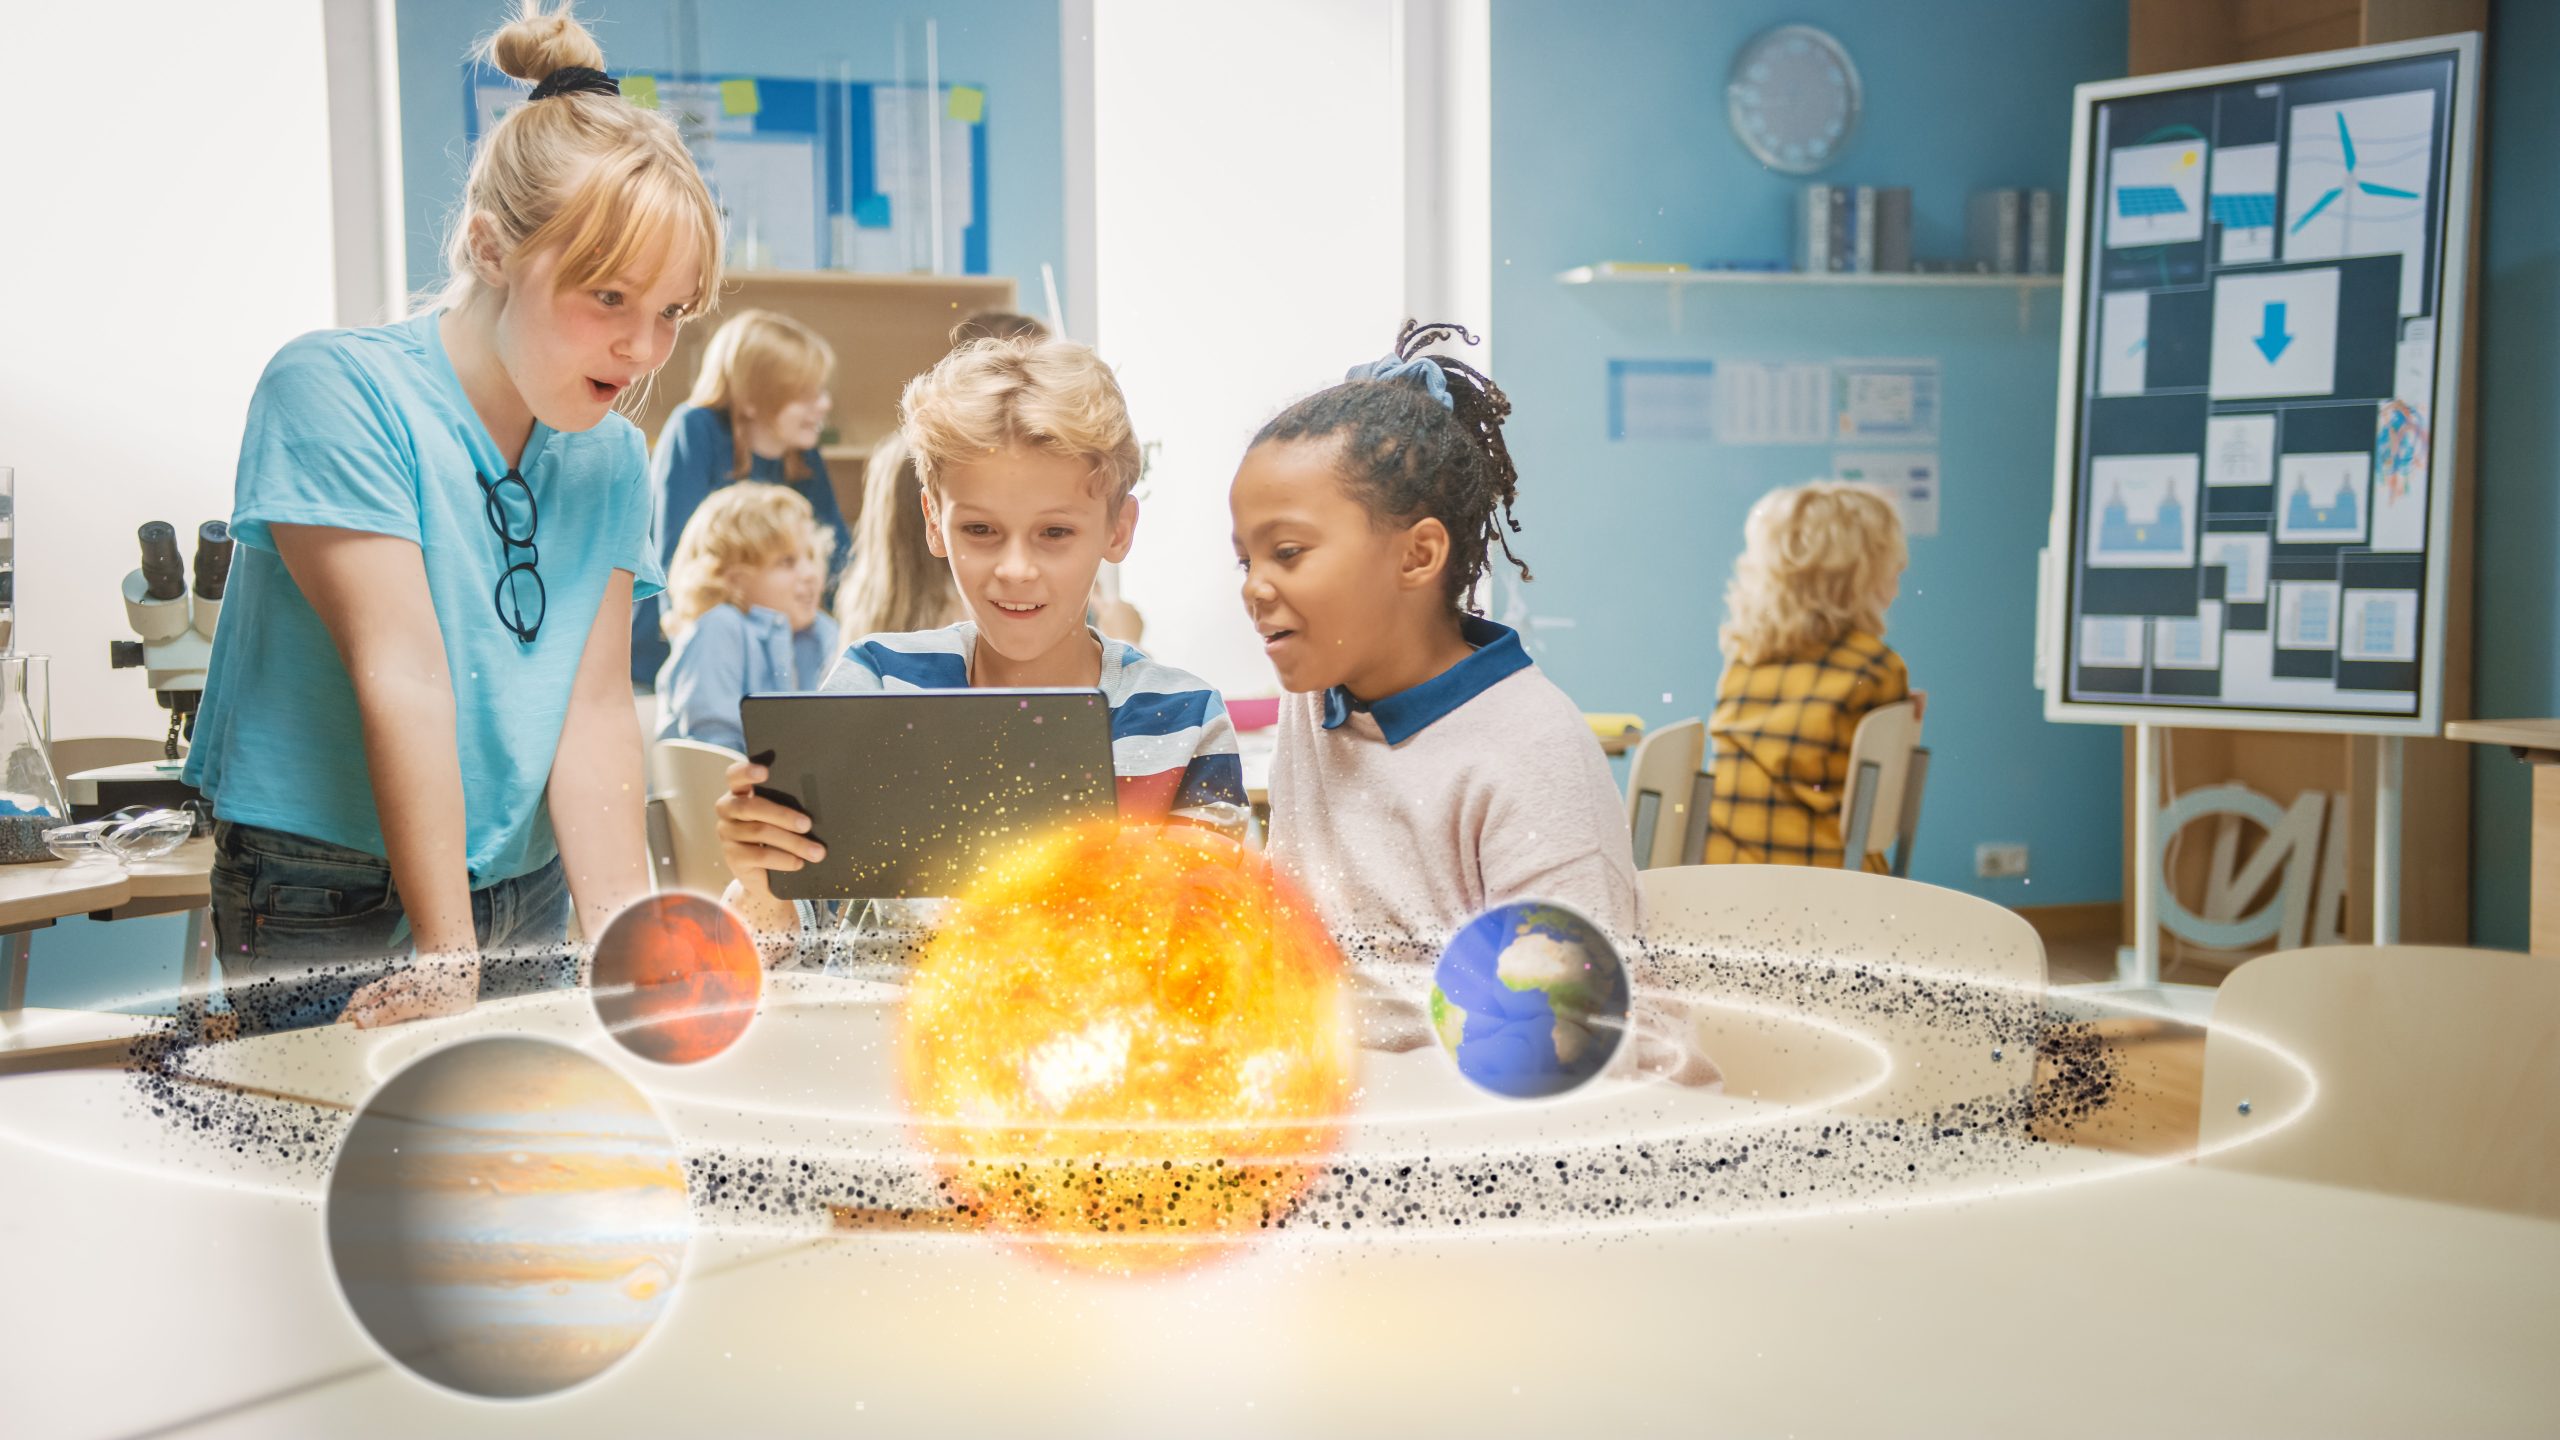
2118, 726, 2405, 988
2128, 725, 2161, 988
2097, 0, 2486, 978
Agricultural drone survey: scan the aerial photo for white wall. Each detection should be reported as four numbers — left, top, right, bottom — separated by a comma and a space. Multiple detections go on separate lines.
1401, 0, 1492, 354
1091, 0, 1407, 697
0, 1, 338, 744
323, 0, 408, 328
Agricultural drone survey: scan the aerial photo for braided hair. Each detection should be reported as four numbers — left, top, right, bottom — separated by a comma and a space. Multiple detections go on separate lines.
1251, 320, 1530, 613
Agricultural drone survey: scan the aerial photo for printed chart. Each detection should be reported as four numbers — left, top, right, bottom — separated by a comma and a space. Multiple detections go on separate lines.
2055, 43, 2468, 727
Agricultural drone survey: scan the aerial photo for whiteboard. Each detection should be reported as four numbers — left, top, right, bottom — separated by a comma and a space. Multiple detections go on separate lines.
2040, 34, 2480, 737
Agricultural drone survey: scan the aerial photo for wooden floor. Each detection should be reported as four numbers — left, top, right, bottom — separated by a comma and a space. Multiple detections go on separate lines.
2030, 1016, 2207, 1156
2032, 920, 2212, 1157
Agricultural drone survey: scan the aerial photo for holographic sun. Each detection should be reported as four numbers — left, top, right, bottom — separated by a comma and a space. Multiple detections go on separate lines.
898, 822, 1356, 1274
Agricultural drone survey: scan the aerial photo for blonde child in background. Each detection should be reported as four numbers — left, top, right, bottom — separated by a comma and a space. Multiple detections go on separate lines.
715, 336, 1247, 960
1705, 482, 1915, 871
633, 309, 850, 683
655, 484, 840, 752
832, 431, 963, 638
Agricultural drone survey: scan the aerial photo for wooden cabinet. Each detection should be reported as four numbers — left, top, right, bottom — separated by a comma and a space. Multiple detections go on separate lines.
632, 270, 1020, 526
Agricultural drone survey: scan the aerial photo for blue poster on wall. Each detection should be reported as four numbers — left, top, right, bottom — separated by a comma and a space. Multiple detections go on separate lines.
464, 65, 990, 276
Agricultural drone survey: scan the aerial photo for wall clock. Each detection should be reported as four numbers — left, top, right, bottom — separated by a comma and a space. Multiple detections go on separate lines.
1727, 24, 1862, 174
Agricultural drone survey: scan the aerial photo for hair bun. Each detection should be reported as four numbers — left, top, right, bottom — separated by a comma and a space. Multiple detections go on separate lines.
488, 2, 607, 86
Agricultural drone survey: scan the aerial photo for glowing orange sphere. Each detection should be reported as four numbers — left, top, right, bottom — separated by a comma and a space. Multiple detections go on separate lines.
899, 822, 1355, 1274
591, 893, 763, 1065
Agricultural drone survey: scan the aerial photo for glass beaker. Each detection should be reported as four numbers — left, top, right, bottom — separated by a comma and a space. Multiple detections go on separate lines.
0, 653, 68, 863
0, 465, 16, 653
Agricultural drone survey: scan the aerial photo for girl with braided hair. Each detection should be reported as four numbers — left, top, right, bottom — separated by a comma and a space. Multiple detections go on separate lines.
1234, 323, 1716, 1084
1230, 321, 1644, 976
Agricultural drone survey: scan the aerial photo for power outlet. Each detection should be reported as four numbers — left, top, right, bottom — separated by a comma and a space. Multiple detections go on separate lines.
1975, 842, 2029, 879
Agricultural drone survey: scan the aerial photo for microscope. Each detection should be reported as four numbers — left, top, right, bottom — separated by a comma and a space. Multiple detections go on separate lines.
110, 520, 232, 758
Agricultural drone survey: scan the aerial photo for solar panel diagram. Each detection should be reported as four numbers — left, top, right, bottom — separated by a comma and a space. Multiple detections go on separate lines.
2106, 138, 2209, 247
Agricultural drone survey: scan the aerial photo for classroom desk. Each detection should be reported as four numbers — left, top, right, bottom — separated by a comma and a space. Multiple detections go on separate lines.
0, 858, 131, 1038
0, 837, 213, 1048
4, 979, 2553, 1436
97, 834, 215, 919
2446, 718, 2560, 958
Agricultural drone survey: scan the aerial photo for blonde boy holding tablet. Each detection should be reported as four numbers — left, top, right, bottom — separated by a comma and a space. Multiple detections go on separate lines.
713, 338, 1245, 958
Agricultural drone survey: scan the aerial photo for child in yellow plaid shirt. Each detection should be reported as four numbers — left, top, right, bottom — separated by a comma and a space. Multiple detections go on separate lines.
1706, 483, 1913, 871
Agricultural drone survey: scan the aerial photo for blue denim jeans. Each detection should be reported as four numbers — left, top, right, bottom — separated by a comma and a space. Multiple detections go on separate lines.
208, 819, 573, 1033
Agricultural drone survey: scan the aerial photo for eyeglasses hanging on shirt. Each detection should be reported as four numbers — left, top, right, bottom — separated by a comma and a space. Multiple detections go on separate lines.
475, 468, 545, 644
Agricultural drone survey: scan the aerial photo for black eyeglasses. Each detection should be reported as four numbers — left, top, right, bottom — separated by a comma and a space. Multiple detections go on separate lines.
475, 468, 545, 644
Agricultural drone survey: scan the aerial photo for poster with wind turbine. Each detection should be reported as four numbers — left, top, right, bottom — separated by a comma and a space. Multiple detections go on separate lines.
2284, 92, 2434, 316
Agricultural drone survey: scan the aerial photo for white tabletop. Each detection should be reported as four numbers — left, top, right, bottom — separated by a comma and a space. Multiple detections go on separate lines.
5, 979, 2554, 1436
109, 833, 213, 905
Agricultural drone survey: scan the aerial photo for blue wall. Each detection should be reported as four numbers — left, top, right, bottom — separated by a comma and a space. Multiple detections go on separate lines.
21, 914, 187, 1016
2468, 0, 2560, 948
1489, 0, 2129, 905
393, 0, 1064, 301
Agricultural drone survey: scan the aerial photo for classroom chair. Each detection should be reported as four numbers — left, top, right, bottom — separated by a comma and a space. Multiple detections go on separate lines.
646, 737, 747, 897
2199, 945, 2560, 1220
1840, 700, 1928, 876
1638, 863, 2044, 1114
1623, 718, 1706, 870
50, 735, 171, 776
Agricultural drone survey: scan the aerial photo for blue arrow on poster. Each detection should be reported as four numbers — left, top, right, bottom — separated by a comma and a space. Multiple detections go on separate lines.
2254, 302, 2293, 363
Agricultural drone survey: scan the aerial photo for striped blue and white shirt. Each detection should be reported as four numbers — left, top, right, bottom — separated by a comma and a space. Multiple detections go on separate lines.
785, 621, 1247, 960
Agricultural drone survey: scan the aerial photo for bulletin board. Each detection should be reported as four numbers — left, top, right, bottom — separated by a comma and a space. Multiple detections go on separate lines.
464, 65, 991, 275
2040, 34, 2480, 737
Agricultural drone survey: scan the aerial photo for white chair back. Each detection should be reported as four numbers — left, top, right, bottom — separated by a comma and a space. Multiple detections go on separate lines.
647, 737, 748, 898
51, 735, 169, 776
1639, 863, 2045, 1114
1840, 700, 1922, 870
1622, 718, 1705, 870
2200, 944, 2560, 1219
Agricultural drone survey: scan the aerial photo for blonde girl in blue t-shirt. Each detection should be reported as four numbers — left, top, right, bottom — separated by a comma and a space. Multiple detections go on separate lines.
184, 2, 722, 1032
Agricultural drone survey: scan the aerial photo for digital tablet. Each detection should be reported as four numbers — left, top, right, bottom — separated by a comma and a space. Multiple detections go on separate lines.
739, 688, 1116, 900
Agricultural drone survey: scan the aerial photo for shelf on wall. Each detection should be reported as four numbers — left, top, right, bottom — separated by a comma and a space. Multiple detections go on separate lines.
1557, 265, 2061, 331
1557, 265, 2059, 288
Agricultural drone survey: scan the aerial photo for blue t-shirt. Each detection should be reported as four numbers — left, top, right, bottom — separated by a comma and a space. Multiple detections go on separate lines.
184, 311, 664, 884
630, 403, 848, 684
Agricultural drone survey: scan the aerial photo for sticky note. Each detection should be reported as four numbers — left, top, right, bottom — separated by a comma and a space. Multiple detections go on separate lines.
618, 74, 659, 109
853, 194, 893, 228
946, 85, 985, 124
720, 78, 760, 117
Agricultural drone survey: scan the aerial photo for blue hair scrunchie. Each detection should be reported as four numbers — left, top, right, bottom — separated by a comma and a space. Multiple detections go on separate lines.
1344, 355, 1455, 412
